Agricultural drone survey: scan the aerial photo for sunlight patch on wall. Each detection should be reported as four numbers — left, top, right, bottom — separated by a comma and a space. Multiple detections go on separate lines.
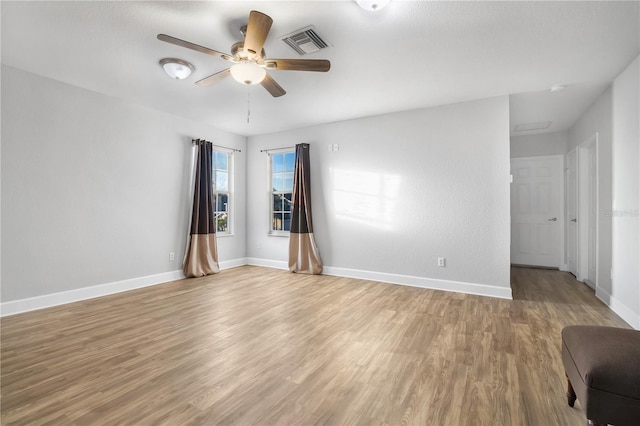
330, 168, 402, 231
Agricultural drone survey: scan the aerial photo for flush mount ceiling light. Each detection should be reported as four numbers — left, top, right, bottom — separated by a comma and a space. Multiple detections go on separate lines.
356, 0, 391, 12
159, 58, 195, 80
550, 84, 566, 92
230, 61, 267, 85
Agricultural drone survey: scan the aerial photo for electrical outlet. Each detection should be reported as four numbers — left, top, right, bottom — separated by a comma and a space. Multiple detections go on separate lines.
437, 257, 446, 267
333, 143, 340, 152
169, 252, 175, 261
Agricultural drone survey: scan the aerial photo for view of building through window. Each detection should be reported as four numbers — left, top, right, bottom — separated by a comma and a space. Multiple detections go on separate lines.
213, 150, 231, 233
271, 151, 295, 232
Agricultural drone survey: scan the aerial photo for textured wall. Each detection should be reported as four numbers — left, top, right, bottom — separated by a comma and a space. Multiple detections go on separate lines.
611, 57, 639, 327
247, 96, 511, 291
1, 66, 247, 302
568, 86, 614, 299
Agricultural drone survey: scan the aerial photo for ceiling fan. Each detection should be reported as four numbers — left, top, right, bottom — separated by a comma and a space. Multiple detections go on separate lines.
157, 10, 331, 97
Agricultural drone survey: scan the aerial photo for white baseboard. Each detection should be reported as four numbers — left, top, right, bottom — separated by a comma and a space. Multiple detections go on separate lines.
1, 258, 250, 317
246, 257, 289, 270
595, 287, 640, 330
322, 266, 513, 300
1, 258, 514, 317
0, 269, 185, 317
246, 258, 512, 300
219, 257, 249, 270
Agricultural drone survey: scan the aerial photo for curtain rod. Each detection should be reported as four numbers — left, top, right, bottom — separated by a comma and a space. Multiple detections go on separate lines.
260, 146, 296, 153
191, 139, 241, 153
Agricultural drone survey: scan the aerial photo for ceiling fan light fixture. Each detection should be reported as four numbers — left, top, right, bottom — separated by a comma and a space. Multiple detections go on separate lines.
356, 0, 391, 12
160, 58, 195, 80
230, 62, 266, 85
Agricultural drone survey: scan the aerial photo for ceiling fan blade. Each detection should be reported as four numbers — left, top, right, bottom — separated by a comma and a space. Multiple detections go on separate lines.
261, 73, 286, 97
157, 34, 232, 61
264, 59, 331, 72
243, 11, 273, 57
195, 69, 231, 87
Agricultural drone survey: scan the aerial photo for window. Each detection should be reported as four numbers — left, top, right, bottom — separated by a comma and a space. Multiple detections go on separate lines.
270, 150, 295, 233
213, 150, 232, 234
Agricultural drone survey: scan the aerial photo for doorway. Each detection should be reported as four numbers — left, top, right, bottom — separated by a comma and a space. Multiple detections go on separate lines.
510, 155, 564, 268
566, 134, 598, 288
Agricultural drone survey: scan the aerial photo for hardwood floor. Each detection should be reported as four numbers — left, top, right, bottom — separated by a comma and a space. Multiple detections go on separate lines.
1, 266, 629, 425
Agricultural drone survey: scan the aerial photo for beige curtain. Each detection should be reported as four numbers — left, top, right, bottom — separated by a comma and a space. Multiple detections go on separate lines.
289, 143, 322, 274
183, 140, 219, 277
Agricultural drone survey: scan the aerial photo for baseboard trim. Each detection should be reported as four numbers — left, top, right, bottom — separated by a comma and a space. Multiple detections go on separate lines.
595, 288, 640, 330
323, 266, 513, 300
1, 258, 250, 317
246, 257, 289, 270
219, 258, 249, 270
1, 269, 185, 317
246, 258, 512, 300
1, 258, 515, 316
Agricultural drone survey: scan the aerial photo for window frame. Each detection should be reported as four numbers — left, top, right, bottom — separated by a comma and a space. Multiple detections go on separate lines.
212, 148, 233, 236
268, 149, 295, 236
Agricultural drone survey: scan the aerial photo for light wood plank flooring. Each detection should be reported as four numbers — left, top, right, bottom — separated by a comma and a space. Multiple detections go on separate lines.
1, 266, 629, 425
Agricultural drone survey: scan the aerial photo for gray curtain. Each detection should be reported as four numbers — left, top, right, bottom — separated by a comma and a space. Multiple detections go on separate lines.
183, 140, 220, 277
289, 143, 322, 274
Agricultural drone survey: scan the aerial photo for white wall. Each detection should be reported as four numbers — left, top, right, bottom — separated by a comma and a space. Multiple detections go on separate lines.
611, 57, 639, 329
1, 65, 247, 305
510, 131, 567, 158
568, 86, 614, 301
567, 55, 640, 329
247, 96, 512, 298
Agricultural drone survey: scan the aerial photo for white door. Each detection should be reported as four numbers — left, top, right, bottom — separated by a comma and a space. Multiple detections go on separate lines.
511, 156, 564, 268
566, 149, 578, 276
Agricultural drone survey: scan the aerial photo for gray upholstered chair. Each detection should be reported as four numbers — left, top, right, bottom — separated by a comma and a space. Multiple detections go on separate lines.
562, 325, 640, 426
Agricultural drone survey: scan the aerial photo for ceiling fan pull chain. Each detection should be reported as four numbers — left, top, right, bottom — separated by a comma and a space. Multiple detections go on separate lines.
247, 91, 251, 124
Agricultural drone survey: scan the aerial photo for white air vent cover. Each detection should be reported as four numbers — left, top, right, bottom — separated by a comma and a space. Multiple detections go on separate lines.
280, 26, 331, 56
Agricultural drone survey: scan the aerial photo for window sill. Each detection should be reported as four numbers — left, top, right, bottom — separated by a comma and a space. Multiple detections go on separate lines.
217, 233, 234, 238
268, 232, 290, 237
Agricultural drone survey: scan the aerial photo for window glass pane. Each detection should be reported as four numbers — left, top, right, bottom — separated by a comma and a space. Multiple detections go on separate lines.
211, 150, 232, 234
284, 192, 292, 212
217, 194, 228, 212
272, 213, 284, 231
273, 194, 283, 212
215, 152, 228, 171
284, 152, 295, 171
273, 153, 285, 172
216, 171, 228, 191
272, 173, 285, 192
270, 150, 294, 233
216, 212, 228, 232
283, 213, 291, 231
284, 172, 294, 191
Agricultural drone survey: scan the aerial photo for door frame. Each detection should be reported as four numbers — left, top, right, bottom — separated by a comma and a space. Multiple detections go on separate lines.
564, 149, 577, 275
576, 133, 599, 288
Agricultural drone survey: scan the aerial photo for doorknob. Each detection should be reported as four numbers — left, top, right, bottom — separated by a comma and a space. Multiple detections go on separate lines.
571, 218, 577, 222
547, 217, 557, 221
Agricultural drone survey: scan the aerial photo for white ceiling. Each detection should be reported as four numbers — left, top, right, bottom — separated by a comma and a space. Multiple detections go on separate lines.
2, 1, 638, 137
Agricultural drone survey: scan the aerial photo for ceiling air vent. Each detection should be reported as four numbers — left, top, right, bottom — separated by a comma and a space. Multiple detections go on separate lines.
513, 121, 551, 132
280, 26, 331, 56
